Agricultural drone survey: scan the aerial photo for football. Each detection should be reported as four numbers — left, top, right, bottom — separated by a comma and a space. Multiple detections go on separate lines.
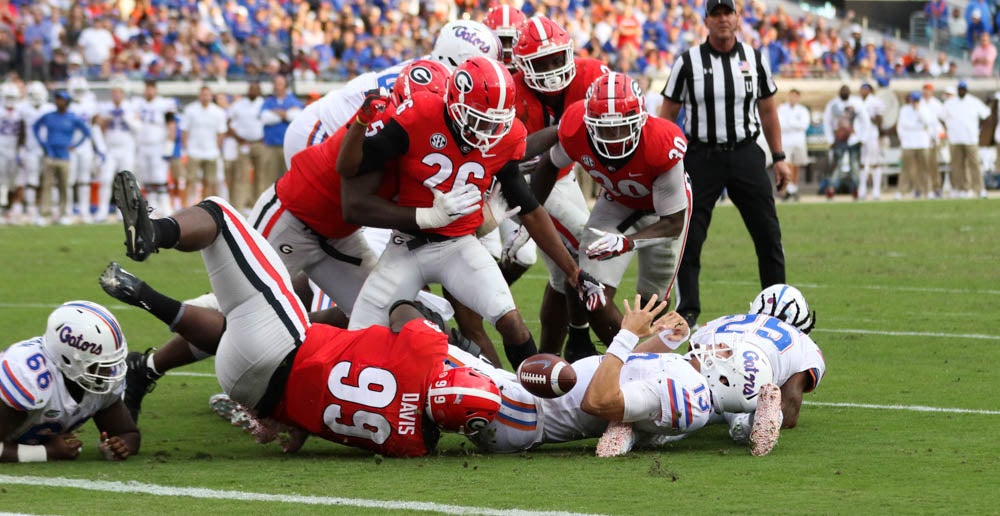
516, 353, 577, 398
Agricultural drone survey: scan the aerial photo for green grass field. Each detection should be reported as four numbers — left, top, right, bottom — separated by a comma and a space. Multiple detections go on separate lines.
1, 198, 998, 514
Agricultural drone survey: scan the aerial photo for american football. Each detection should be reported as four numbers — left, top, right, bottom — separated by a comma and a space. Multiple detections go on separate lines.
516, 353, 577, 398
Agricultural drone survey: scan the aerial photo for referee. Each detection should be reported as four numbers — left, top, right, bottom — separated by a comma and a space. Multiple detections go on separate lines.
658, 0, 791, 328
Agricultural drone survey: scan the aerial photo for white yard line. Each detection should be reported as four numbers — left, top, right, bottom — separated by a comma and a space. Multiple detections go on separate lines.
0, 475, 604, 516
811, 328, 1000, 340
803, 401, 1000, 415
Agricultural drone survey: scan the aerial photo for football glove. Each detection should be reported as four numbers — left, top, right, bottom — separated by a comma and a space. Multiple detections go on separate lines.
585, 228, 634, 261
354, 88, 390, 126
576, 270, 606, 311
415, 184, 482, 229
500, 224, 532, 266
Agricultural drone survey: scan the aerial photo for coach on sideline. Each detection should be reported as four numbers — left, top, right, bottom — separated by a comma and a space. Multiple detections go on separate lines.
658, 0, 791, 329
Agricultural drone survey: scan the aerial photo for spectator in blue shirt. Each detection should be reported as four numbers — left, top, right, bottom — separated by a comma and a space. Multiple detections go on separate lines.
258, 74, 302, 198
968, 9, 992, 48
32, 91, 92, 223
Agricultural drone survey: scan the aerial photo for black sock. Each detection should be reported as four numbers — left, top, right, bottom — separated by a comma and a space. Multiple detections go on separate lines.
504, 335, 537, 370
134, 282, 183, 328
153, 217, 180, 249
567, 324, 592, 346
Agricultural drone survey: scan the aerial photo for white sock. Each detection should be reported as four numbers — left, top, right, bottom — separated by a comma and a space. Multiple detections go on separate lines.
146, 353, 163, 377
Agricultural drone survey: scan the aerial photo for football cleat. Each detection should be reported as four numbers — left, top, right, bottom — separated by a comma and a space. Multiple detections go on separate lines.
112, 170, 158, 261
749, 383, 783, 456
563, 329, 599, 364
123, 348, 160, 423
99, 262, 146, 307
210, 393, 280, 444
596, 422, 637, 458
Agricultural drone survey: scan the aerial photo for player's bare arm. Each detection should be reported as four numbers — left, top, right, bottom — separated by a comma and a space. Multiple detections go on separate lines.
335, 90, 390, 179
523, 126, 559, 160
92, 399, 141, 460
779, 371, 809, 429
528, 143, 560, 205
581, 295, 669, 421
658, 98, 682, 122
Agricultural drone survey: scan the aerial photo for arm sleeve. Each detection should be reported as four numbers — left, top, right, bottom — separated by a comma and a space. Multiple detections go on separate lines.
756, 47, 777, 99
356, 119, 408, 175
620, 380, 663, 423
661, 53, 687, 102
496, 160, 540, 214
548, 141, 574, 169
651, 163, 688, 216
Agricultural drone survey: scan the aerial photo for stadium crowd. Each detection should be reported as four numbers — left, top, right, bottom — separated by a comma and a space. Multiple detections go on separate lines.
0, 0, 980, 84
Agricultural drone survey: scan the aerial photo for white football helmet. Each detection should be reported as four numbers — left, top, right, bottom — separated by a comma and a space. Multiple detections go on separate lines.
749, 284, 815, 333
27, 81, 48, 107
68, 76, 90, 100
42, 301, 128, 395
691, 335, 773, 414
431, 20, 503, 69
1, 83, 20, 108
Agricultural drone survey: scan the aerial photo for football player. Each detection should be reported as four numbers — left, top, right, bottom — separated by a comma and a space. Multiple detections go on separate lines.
508, 15, 612, 360
102, 171, 501, 457
698, 283, 823, 443
533, 73, 690, 349
482, 5, 527, 75
67, 77, 101, 223
96, 78, 140, 223
0, 301, 139, 462
0, 82, 24, 222
132, 79, 178, 215
337, 56, 607, 369
17, 82, 53, 224
444, 295, 782, 456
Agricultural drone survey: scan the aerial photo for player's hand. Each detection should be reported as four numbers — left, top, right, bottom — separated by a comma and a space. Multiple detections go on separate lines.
621, 294, 669, 338
651, 310, 690, 349
355, 88, 390, 126
576, 270, 606, 311
99, 431, 130, 461
485, 182, 521, 226
500, 224, 531, 266
772, 160, 791, 191
416, 184, 481, 229
585, 228, 634, 261
47, 433, 83, 461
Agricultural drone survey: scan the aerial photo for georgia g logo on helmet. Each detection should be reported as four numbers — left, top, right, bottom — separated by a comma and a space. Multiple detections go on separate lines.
454, 70, 474, 94
409, 66, 433, 85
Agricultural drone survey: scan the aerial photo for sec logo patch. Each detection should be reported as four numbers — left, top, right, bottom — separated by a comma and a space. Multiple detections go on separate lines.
430, 133, 447, 149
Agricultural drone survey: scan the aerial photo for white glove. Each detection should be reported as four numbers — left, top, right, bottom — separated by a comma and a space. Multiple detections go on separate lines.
585, 228, 634, 261
415, 184, 482, 229
576, 270, 607, 311
500, 224, 532, 266
484, 182, 522, 226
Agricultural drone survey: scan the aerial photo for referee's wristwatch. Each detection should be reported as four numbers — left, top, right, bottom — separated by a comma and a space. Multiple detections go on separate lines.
772, 151, 786, 163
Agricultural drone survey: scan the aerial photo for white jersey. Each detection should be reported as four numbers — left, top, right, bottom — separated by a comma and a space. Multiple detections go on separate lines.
0, 104, 24, 154
99, 99, 139, 148
859, 95, 885, 144
19, 101, 54, 154
133, 96, 177, 147
1, 337, 123, 444
310, 61, 410, 132
690, 314, 826, 391
451, 349, 712, 453
69, 96, 99, 126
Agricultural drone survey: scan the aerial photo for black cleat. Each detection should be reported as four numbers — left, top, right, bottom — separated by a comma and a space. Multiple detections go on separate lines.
112, 170, 157, 261
680, 311, 699, 331
123, 348, 160, 423
99, 262, 146, 308
563, 337, 599, 364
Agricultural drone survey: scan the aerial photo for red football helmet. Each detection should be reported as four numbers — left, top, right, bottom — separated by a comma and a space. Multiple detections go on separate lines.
584, 72, 648, 160
426, 367, 501, 434
392, 59, 451, 105
446, 56, 517, 154
483, 5, 528, 72
512, 16, 576, 93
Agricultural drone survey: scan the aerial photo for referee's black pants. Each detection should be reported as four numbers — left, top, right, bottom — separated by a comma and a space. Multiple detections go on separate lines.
675, 142, 785, 322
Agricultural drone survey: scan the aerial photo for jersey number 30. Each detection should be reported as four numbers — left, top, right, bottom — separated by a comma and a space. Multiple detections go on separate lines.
323, 361, 397, 445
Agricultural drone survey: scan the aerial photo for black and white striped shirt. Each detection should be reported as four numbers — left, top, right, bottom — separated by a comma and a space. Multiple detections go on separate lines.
662, 41, 777, 146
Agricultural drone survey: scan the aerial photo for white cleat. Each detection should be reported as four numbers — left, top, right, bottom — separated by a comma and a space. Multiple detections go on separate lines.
749, 383, 783, 456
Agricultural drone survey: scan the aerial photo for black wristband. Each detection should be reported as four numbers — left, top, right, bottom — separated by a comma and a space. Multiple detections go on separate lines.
772, 151, 786, 163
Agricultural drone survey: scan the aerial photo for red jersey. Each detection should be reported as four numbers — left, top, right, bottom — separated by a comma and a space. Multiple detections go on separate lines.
276, 113, 398, 239
273, 319, 448, 457
558, 100, 688, 211
513, 57, 609, 178
391, 91, 527, 237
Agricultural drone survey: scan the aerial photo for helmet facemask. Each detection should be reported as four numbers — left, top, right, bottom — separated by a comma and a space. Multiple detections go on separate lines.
691, 337, 773, 414
584, 110, 647, 160
516, 45, 576, 93
449, 101, 515, 154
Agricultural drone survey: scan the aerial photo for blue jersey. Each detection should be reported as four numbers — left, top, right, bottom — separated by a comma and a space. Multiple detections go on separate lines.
32, 111, 91, 160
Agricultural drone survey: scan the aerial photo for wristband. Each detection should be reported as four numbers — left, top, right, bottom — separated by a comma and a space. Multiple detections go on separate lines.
606, 329, 639, 362
354, 115, 366, 127
771, 151, 786, 163
17, 444, 47, 462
